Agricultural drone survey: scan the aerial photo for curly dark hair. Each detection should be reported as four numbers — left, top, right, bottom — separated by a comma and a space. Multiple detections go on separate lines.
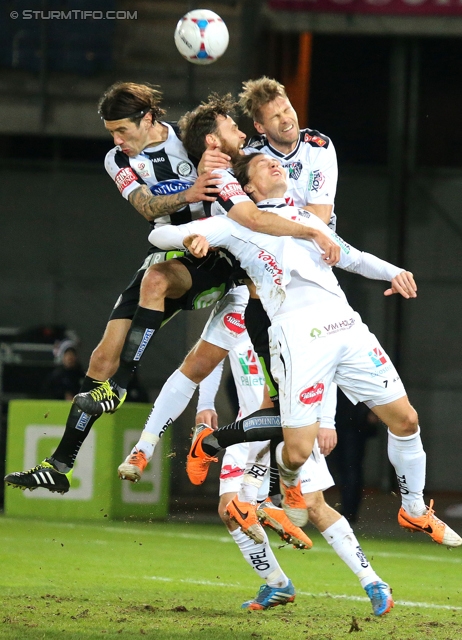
98, 82, 166, 124
179, 93, 237, 159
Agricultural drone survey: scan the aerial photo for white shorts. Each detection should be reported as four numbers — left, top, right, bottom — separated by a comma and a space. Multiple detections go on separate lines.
219, 441, 334, 498
269, 301, 406, 428
201, 285, 250, 351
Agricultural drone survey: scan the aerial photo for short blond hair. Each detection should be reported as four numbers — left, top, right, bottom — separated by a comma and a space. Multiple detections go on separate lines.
238, 77, 287, 123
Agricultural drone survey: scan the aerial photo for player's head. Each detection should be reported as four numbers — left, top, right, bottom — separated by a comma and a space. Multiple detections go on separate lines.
234, 152, 287, 203
179, 93, 246, 162
239, 77, 299, 151
98, 82, 166, 156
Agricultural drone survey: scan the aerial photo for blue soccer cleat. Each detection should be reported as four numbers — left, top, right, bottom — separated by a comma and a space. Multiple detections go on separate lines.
241, 579, 296, 610
364, 581, 394, 616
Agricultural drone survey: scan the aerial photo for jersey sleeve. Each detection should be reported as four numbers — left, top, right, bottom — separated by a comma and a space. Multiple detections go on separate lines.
105, 147, 145, 201
208, 169, 253, 216
305, 139, 338, 206
148, 216, 231, 250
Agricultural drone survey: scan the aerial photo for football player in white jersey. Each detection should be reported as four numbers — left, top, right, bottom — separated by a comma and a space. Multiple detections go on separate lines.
194, 291, 394, 615
73, 93, 339, 417
149, 151, 462, 553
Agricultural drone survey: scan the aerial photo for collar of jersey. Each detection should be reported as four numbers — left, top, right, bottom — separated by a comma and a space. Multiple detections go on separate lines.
261, 134, 302, 162
256, 198, 287, 209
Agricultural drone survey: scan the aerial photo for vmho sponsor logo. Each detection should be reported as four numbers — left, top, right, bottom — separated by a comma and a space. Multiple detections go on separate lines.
324, 317, 355, 334
257, 250, 283, 285
299, 382, 324, 405
223, 312, 246, 335
220, 182, 246, 201
115, 167, 138, 193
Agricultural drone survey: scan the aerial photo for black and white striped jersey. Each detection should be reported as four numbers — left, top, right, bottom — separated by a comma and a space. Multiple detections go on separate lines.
245, 128, 338, 230
104, 121, 203, 229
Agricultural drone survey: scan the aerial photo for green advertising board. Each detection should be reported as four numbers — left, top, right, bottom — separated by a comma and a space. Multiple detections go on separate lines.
4, 400, 171, 521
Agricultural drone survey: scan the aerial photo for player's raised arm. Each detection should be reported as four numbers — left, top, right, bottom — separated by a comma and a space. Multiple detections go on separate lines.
127, 172, 221, 222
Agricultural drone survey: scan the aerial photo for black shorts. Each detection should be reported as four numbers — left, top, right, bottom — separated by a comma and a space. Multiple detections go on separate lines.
109, 248, 233, 322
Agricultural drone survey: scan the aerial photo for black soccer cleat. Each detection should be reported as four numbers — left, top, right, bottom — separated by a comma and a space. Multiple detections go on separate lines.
5, 460, 73, 494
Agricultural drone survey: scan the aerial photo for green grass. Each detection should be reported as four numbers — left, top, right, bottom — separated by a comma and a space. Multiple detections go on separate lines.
1, 516, 461, 639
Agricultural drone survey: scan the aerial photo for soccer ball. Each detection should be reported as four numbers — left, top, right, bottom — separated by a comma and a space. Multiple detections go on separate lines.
174, 9, 229, 65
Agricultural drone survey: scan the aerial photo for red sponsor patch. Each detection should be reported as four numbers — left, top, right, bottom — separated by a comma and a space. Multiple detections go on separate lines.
220, 464, 245, 480
224, 313, 246, 335
115, 166, 138, 193
299, 382, 324, 405
220, 182, 247, 201
304, 133, 326, 147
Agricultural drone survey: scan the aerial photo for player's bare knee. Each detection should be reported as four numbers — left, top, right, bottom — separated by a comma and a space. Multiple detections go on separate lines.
285, 448, 308, 470
140, 266, 170, 301
304, 491, 326, 524
88, 344, 118, 379
395, 407, 419, 437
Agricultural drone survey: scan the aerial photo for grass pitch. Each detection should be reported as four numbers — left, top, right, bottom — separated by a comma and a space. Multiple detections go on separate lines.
1, 515, 461, 639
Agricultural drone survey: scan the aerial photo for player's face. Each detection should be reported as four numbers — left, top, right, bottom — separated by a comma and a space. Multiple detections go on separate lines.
214, 115, 247, 162
104, 116, 151, 156
255, 97, 300, 152
246, 154, 287, 199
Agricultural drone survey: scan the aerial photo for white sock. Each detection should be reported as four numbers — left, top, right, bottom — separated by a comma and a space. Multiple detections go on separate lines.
229, 528, 289, 588
134, 370, 197, 459
275, 441, 300, 487
238, 442, 270, 503
321, 516, 381, 589
387, 427, 426, 515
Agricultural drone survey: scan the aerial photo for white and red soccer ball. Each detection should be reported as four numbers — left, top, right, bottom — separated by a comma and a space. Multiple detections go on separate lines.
174, 9, 229, 65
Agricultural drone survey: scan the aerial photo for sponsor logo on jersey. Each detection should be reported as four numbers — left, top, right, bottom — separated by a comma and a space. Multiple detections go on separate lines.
238, 349, 259, 375
115, 166, 138, 193
257, 250, 283, 285
299, 382, 324, 405
324, 317, 355, 334
135, 161, 152, 179
304, 133, 326, 147
177, 160, 193, 177
285, 160, 302, 180
223, 312, 246, 335
285, 195, 295, 206
151, 156, 166, 163
220, 182, 247, 201
368, 347, 387, 368
308, 169, 326, 193
332, 232, 351, 254
150, 179, 191, 196
310, 327, 322, 338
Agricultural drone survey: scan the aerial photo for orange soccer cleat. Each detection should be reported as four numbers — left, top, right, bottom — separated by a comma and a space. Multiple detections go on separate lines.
186, 424, 219, 485
279, 478, 308, 527
398, 499, 462, 547
118, 448, 148, 483
226, 497, 265, 544
257, 500, 312, 549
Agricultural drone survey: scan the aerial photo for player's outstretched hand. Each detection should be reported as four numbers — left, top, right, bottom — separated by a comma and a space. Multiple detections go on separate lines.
315, 231, 341, 266
184, 234, 210, 258
196, 409, 218, 430
317, 427, 338, 456
384, 271, 417, 299
198, 144, 231, 174
185, 171, 222, 203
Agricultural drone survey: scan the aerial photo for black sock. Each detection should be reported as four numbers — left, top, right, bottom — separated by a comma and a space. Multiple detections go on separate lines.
210, 407, 283, 449
268, 438, 283, 502
112, 307, 164, 388
51, 376, 101, 469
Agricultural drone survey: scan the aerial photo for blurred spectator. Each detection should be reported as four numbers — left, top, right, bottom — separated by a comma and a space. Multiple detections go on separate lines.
42, 340, 84, 401
329, 388, 379, 523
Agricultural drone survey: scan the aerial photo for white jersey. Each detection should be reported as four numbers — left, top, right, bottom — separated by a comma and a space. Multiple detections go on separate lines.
104, 121, 204, 229
246, 128, 338, 230
149, 199, 403, 319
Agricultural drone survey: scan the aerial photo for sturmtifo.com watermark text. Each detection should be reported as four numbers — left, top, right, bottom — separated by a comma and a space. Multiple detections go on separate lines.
10, 10, 137, 20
